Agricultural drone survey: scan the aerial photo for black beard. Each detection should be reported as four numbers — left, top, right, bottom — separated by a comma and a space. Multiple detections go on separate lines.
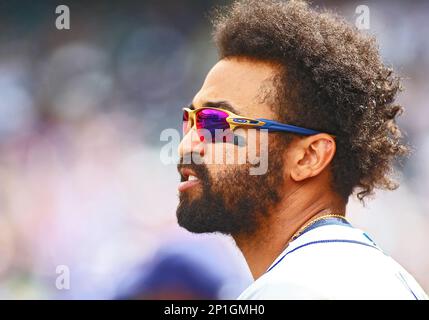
176, 143, 285, 236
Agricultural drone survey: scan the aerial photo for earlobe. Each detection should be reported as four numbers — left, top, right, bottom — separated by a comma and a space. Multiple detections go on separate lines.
290, 167, 308, 182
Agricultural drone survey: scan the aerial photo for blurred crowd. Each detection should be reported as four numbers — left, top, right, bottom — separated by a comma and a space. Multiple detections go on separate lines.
0, 0, 428, 299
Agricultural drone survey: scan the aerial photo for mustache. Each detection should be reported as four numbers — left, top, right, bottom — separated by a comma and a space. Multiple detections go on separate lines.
177, 153, 209, 182
178, 152, 203, 166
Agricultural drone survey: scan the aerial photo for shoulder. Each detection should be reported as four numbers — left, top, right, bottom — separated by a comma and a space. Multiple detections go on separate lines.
239, 225, 428, 300
238, 276, 329, 299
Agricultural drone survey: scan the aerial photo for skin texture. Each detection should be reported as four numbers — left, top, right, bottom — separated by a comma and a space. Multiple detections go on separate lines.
177, 57, 345, 280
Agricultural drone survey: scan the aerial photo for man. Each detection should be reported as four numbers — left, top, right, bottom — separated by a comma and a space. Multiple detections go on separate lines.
176, 0, 428, 299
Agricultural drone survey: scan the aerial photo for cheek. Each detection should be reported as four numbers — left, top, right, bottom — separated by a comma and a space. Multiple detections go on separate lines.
201, 125, 280, 178
202, 130, 266, 166
203, 141, 238, 165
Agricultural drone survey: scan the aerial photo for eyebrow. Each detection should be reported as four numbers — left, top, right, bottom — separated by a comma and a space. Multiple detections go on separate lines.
188, 101, 240, 115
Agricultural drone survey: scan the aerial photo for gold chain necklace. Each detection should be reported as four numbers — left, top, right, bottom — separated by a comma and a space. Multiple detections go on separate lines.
288, 214, 347, 245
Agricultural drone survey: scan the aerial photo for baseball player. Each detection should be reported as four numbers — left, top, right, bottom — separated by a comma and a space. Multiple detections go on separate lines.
176, 0, 428, 299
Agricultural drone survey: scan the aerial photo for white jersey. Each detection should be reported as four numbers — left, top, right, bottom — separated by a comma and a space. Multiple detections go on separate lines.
238, 218, 428, 300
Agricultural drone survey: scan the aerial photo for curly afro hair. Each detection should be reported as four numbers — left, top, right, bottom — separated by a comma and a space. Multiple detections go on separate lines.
211, 0, 409, 201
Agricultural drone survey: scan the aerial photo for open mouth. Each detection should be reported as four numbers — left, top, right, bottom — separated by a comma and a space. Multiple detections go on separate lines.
178, 168, 201, 192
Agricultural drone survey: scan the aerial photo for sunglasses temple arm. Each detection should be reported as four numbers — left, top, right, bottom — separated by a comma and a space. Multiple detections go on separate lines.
257, 119, 322, 136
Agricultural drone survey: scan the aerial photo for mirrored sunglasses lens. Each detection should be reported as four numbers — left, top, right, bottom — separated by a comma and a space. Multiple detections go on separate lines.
196, 109, 231, 142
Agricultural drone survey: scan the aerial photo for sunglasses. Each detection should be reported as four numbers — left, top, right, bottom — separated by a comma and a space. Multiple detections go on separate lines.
182, 107, 325, 143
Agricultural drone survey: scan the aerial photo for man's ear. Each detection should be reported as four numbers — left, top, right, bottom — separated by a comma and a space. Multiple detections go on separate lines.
289, 134, 336, 182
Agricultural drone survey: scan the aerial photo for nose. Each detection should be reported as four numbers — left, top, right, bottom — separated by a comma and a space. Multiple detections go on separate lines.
178, 127, 205, 159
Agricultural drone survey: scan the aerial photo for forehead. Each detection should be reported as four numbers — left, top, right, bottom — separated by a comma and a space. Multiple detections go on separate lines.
192, 57, 278, 118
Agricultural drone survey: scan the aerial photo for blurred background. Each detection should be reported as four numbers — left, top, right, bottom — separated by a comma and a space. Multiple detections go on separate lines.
0, 0, 428, 299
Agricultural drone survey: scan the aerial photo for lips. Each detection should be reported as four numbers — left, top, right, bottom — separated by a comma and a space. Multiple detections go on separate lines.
178, 167, 201, 192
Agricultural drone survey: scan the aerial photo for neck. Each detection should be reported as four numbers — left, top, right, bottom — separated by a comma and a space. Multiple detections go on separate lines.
232, 185, 345, 280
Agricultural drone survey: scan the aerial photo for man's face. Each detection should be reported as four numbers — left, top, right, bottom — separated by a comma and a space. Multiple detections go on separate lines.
176, 57, 287, 236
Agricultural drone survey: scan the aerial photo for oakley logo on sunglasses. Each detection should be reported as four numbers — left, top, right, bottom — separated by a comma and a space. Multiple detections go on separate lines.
232, 119, 261, 125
